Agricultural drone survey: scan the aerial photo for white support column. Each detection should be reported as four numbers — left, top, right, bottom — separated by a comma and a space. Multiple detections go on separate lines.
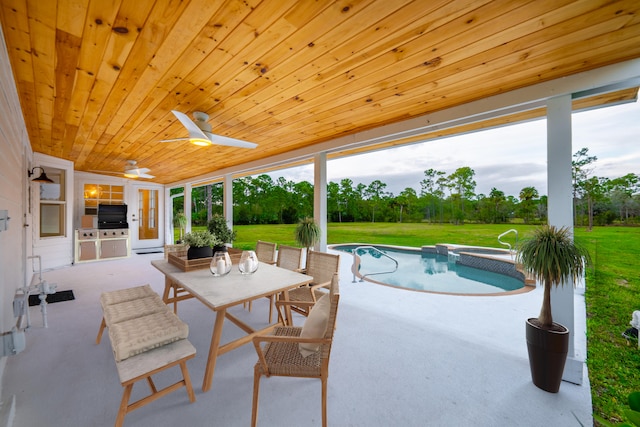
164, 187, 173, 244
184, 183, 192, 234
546, 94, 582, 384
223, 174, 233, 235
314, 153, 327, 251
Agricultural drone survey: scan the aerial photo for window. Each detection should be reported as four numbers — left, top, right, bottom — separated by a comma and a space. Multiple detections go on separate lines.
148, 189, 156, 229
39, 170, 66, 238
83, 184, 124, 215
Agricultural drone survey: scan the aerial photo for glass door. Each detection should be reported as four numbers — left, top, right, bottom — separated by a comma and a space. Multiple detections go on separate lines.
130, 185, 163, 250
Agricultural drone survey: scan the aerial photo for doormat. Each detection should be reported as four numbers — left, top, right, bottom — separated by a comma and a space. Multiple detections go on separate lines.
136, 250, 163, 255
28, 290, 75, 306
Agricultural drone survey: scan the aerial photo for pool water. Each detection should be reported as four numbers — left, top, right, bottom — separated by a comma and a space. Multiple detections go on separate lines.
332, 244, 524, 295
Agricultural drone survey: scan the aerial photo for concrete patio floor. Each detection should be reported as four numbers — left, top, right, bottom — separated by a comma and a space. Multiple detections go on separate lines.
1, 249, 592, 426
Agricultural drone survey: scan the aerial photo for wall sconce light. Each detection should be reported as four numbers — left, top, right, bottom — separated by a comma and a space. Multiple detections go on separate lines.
28, 167, 54, 183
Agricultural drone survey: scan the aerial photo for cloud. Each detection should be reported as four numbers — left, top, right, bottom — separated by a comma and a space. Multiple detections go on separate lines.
267, 101, 639, 197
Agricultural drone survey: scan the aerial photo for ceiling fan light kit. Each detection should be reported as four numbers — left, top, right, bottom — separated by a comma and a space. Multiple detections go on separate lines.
189, 138, 212, 147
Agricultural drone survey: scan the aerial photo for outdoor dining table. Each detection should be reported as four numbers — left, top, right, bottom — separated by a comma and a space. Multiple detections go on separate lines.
151, 259, 312, 392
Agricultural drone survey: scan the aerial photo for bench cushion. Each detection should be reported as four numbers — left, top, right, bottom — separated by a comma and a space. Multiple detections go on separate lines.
109, 310, 189, 362
100, 284, 156, 309
103, 294, 167, 326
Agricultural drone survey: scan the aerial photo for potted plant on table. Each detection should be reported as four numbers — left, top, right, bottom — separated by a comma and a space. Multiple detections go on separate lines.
183, 230, 221, 260
207, 214, 236, 252
516, 225, 591, 393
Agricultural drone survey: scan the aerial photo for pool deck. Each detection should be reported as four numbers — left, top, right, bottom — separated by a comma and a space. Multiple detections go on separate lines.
1, 249, 592, 426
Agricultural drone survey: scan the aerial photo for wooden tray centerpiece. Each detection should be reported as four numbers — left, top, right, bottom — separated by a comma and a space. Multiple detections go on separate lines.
167, 248, 243, 272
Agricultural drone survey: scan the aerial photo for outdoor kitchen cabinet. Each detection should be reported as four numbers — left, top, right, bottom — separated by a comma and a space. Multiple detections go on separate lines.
99, 238, 128, 259
77, 240, 98, 262
74, 229, 130, 263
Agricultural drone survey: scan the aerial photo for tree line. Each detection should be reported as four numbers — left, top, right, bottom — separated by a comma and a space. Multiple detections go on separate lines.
172, 148, 639, 227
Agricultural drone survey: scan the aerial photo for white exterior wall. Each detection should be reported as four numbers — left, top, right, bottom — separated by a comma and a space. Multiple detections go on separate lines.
0, 21, 32, 391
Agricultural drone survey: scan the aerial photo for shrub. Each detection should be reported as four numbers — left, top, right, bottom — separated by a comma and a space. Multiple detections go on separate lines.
183, 230, 221, 248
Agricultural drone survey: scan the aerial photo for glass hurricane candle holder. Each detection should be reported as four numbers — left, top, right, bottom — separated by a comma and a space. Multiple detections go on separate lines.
238, 250, 259, 275
210, 251, 232, 277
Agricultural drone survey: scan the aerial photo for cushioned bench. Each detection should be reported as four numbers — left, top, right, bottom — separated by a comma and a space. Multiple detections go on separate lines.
96, 290, 168, 344
97, 285, 196, 427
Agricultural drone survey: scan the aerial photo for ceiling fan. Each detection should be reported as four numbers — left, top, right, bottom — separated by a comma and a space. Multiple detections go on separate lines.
90, 160, 155, 179
160, 110, 258, 149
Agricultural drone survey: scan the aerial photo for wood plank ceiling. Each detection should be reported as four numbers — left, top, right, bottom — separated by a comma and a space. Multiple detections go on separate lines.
1, 0, 639, 184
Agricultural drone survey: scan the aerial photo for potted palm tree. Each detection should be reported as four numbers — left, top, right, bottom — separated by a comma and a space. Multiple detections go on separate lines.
173, 211, 187, 243
183, 230, 221, 259
516, 225, 591, 393
295, 217, 320, 268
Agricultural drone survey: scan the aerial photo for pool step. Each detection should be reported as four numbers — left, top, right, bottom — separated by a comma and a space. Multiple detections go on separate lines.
515, 263, 537, 286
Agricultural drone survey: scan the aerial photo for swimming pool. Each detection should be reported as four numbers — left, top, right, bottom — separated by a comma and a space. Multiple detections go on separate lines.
330, 244, 528, 295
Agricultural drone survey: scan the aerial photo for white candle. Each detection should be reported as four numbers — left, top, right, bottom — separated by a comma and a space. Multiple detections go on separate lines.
216, 259, 225, 274
244, 258, 253, 273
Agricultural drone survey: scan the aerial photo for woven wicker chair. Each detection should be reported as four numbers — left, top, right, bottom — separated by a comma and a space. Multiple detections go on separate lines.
277, 251, 340, 323
255, 240, 277, 264
252, 245, 304, 323
251, 273, 340, 427
276, 244, 303, 272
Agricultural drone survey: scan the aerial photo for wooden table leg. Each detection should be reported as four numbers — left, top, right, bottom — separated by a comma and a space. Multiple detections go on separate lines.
282, 289, 293, 326
202, 309, 226, 392
162, 277, 176, 313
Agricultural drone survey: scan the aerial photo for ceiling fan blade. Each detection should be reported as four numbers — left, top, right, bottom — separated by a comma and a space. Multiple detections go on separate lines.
124, 169, 155, 179
172, 110, 209, 140
90, 161, 154, 179
203, 131, 258, 149
125, 167, 151, 174
159, 137, 190, 143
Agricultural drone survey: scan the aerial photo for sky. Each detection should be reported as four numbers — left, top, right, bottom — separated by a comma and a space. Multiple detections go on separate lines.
267, 100, 639, 198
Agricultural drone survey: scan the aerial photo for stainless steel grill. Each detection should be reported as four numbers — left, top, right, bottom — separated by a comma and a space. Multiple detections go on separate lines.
98, 204, 128, 229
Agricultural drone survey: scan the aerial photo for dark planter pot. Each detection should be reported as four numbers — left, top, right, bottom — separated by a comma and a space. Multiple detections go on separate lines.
213, 245, 227, 254
525, 318, 569, 393
187, 246, 213, 260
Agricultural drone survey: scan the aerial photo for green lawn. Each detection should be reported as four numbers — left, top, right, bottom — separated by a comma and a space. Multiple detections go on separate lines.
231, 222, 540, 249
181, 222, 640, 423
